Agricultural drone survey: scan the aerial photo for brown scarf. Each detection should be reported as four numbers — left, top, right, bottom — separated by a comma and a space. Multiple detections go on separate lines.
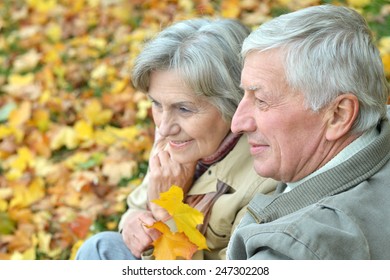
186, 132, 241, 235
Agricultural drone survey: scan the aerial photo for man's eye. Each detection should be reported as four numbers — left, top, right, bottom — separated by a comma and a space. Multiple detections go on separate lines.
179, 107, 191, 113
255, 99, 265, 105
255, 99, 269, 109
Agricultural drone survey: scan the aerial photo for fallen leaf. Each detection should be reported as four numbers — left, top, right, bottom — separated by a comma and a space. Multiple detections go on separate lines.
149, 221, 198, 260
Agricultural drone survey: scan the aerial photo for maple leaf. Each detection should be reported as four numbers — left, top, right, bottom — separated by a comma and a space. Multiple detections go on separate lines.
50, 126, 79, 150
149, 221, 198, 260
8, 101, 32, 128
221, 0, 241, 18
0, 212, 15, 234
27, 0, 57, 13
84, 99, 113, 126
151, 185, 208, 250
69, 215, 93, 239
9, 177, 46, 208
13, 49, 41, 72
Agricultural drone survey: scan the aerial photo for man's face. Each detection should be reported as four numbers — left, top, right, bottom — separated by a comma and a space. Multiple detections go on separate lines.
231, 50, 329, 183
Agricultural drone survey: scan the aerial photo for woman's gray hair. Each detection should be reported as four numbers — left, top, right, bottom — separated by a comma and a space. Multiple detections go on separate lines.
132, 18, 250, 121
242, 4, 389, 133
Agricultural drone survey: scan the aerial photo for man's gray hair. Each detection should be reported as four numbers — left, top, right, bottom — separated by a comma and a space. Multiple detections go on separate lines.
242, 5, 389, 133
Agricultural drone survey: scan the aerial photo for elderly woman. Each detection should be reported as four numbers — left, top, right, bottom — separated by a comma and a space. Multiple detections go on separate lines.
76, 18, 277, 260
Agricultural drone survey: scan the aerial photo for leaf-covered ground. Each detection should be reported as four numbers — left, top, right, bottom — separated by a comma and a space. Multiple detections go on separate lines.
0, 0, 389, 260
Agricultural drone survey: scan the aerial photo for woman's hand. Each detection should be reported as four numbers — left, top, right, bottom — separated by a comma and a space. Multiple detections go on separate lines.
121, 210, 161, 258
147, 150, 197, 220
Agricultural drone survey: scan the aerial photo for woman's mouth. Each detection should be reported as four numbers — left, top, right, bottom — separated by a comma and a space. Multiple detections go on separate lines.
169, 139, 193, 149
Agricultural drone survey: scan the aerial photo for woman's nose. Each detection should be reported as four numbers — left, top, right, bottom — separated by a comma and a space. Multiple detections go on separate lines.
157, 112, 180, 137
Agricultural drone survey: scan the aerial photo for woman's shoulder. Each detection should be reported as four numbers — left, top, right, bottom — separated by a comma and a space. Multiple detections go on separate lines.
213, 137, 277, 193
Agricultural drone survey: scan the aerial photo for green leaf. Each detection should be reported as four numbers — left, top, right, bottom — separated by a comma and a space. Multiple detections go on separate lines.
0, 212, 16, 235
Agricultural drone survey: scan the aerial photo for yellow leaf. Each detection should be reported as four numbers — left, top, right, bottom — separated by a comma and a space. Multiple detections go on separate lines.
50, 126, 79, 150
109, 126, 139, 142
74, 120, 94, 141
88, 37, 107, 51
0, 125, 13, 139
13, 49, 41, 72
382, 53, 390, 76
37, 231, 62, 258
152, 186, 208, 250
94, 128, 116, 146
64, 152, 89, 170
13, 146, 34, 169
221, 0, 241, 18
32, 109, 50, 132
27, 0, 57, 13
136, 99, 151, 120
84, 99, 113, 126
379, 37, 390, 76
5, 169, 23, 181
346, 0, 370, 8
8, 73, 34, 86
10, 247, 36, 260
45, 23, 62, 42
9, 178, 45, 208
149, 221, 198, 260
8, 101, 32, 127
70, 239, 85, 260
91, 64, 108, 80
0, 198, 8, 212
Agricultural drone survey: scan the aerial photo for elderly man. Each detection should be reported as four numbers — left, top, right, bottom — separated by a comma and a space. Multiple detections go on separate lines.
227, 5, 390, 259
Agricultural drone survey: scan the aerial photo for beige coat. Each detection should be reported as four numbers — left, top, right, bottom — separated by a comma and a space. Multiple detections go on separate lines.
119, 136, 277, 259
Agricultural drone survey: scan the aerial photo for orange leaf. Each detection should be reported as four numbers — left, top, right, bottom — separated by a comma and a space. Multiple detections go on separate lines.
221, 0, 241, 18
149, 221, 198, 260
69, 215, 92, 239
152, 186, 208, 250
8, 101, 32, 127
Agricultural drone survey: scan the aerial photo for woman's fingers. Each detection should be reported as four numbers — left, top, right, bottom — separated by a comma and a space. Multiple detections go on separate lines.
121, 211, 160, 258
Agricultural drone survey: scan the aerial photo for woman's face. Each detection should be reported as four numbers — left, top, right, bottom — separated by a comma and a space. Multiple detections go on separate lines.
148, 70, 231, 164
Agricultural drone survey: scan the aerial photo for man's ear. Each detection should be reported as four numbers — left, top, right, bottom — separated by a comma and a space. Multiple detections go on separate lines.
325, 94, 359, 141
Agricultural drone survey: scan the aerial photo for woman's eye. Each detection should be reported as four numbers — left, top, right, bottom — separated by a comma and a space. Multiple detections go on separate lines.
151, 100, 161, 107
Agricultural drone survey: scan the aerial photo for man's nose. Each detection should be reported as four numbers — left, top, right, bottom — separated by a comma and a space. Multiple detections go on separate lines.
231, 96, 256, 134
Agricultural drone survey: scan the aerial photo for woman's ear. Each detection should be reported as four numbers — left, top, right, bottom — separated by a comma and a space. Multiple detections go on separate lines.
325, 94, 359, 141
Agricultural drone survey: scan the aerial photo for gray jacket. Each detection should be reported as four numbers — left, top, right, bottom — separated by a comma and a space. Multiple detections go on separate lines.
227, 108, 390, 260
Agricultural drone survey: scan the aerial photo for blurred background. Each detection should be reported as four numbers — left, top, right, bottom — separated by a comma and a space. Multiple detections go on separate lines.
0, 0, 389, 260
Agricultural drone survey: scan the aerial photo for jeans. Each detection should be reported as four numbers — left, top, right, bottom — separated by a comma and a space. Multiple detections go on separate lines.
75, 231, 140, 260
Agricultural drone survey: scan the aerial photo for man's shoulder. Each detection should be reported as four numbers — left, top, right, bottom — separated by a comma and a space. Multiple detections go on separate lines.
233, 197, 371, 259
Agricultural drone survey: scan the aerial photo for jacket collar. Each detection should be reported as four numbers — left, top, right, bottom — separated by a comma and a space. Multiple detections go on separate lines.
188, 136, 251, 195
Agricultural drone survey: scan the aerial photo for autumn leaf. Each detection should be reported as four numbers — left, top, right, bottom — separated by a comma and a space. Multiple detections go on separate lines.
0, 212, 16, 234
149, 221, 198, 260
69, 215, 93, 239
9, 177, 45, 208
221, 0, 241, 18
50, 126, 79, 150
27, 0, 58, 13
8, 101, 32, 128
151, 185, 208, 250
84, 99, 113, 126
